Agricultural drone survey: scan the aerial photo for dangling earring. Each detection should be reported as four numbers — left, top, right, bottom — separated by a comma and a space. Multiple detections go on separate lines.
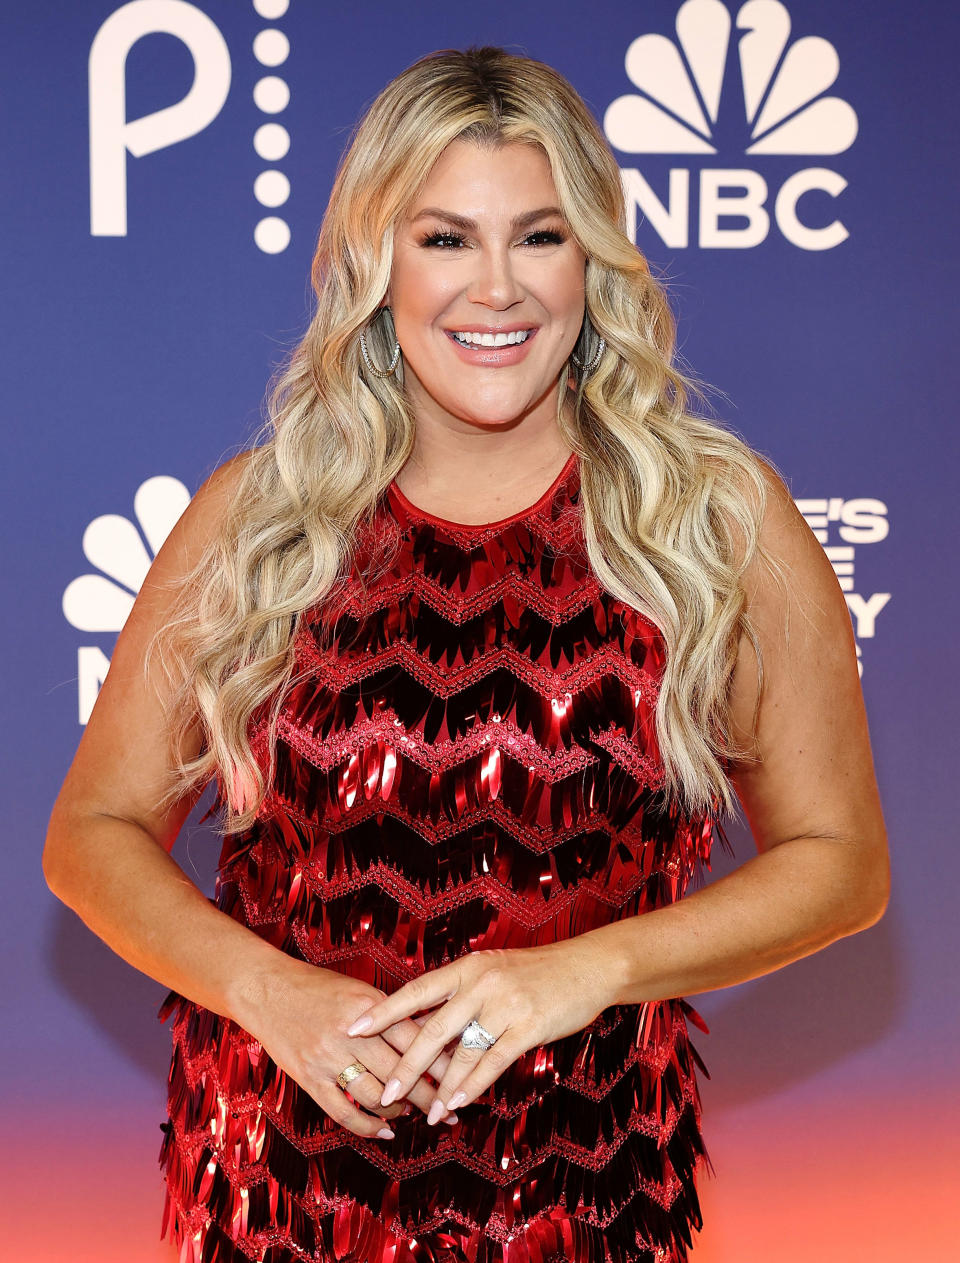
359, 306, 401, 378
570, 313, 606, 375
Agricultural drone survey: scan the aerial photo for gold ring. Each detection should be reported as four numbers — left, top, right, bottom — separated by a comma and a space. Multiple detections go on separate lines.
336, 1061, 369, 1091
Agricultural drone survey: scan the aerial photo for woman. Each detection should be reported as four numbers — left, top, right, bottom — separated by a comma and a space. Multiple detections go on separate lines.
43, 45, 889, 1263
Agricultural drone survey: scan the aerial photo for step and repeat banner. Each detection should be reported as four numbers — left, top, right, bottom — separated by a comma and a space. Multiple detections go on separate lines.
3, 2, 955, 1259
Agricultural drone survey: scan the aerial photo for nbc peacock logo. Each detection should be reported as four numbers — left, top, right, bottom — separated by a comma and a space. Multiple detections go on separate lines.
62, 476, 191, 723
605, 0, 858, 250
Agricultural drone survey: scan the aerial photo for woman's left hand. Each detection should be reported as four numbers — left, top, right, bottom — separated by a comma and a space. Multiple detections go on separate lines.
342, 940, 615, 1124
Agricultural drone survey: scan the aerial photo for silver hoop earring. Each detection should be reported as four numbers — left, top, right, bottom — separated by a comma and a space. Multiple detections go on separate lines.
359, 308, 401, 378
570, 318, 606, 375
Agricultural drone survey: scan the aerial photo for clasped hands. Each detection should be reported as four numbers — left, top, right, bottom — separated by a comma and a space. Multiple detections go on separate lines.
343, 938, 611, 1126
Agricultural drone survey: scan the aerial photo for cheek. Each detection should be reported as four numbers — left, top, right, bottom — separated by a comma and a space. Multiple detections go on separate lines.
392, 254, 456, 312
538, 267, 586, 319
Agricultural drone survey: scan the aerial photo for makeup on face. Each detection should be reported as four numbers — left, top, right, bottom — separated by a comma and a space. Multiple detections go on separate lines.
386, 141, 587, 421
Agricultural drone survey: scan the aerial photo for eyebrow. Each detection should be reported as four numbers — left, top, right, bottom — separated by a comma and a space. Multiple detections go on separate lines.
409, 206, 565, 231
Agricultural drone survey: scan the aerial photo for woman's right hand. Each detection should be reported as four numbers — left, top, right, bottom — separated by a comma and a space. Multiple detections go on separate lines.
239, 958, 459, 1138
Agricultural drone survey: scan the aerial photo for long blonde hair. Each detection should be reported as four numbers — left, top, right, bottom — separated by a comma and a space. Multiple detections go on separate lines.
146, 45, 789, 836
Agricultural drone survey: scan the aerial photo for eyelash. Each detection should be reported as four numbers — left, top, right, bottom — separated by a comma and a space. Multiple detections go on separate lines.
419, 227, 567, 250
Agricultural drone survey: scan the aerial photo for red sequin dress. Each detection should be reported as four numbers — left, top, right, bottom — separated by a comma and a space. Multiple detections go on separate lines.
157, 450, 728, 1263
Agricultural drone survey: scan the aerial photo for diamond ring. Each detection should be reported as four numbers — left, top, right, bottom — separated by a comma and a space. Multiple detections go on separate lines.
459, 1019, 498, 1050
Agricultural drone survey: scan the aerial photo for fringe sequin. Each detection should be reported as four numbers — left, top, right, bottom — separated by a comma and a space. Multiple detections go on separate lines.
157, 456, 730, 1262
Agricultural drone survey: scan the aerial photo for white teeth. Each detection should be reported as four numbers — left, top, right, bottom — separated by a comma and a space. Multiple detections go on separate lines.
450, 329, 532, 347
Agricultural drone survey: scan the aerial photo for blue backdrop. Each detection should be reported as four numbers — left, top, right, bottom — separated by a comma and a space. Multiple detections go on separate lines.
3, 2, 956, 1258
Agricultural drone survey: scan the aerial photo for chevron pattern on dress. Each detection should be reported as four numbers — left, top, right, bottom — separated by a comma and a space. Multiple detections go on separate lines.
158, 452, 731, 1262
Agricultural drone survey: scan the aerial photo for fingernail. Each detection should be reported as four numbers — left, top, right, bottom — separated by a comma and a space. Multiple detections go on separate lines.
376, 1127, 395, 1139
446, 1091, 467, 1111
380, 1077, 402, 1107
427, 1098, 446, 1126
442, 1112, 459, 1126
347, 1015, 373, 1036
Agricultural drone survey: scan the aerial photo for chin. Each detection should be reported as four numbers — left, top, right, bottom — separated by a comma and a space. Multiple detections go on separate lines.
448, 401, 539, 426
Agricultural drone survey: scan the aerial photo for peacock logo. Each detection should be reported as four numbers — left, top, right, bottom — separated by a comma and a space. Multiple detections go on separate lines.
63, 475, 191, 722
605, 0, 858, 249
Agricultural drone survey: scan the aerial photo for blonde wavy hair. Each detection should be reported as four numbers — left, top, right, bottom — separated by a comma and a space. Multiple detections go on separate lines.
146, 44, 790, 837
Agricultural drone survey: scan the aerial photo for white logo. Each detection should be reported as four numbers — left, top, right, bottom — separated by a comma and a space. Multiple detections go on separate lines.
796, 496, 891, 679
605, 0, 858, 249
63, 475, 191, 722
89, 0, 291, 253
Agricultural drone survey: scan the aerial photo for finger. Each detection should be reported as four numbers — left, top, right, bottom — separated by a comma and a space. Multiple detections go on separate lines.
345, 969, 458, 1038
384, 1018, 456, 1085
314, 1080, 398, 1140
338, 1070, 407, 1121
357, 1059, 453, 1122
432, 1033, 524, 1115
355, 1029, 458, 1121
376, 998, 478, 1107
421, 1035, 488, 1123
388, 1075, 456, 1121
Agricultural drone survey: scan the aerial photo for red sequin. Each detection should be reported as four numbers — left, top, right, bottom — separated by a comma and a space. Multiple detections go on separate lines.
157, 453, 729, 1262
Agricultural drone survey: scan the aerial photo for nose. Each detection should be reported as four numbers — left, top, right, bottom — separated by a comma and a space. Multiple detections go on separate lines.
465, 243, 523, 309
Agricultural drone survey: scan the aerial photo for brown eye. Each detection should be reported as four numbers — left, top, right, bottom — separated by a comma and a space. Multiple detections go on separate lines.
419, 228, 567, 249
420, 230, 465, 249
524, 230, 566, 246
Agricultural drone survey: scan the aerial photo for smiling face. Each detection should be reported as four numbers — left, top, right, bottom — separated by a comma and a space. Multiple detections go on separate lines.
384, 139, 588, 435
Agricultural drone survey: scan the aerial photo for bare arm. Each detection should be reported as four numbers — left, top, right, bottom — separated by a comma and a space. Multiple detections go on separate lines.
580, 456, 891, 1005
43, 453, 457, 1133
43, 453, 283, 1021
44, 809, 288, 1026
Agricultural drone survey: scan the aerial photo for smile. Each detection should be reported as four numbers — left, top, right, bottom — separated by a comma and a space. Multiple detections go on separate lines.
443, 326, 539, 365
447, 329, 535, 347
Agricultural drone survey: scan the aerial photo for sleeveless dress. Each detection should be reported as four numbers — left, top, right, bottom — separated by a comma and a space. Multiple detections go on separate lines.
157, 449, 729, 1263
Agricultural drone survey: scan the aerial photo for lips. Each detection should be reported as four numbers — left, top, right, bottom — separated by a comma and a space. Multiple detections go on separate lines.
443, 327, 538, 365
444, 323, 539, 336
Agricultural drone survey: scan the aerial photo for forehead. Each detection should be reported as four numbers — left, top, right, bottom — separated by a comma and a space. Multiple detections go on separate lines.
407, 140, 560, 219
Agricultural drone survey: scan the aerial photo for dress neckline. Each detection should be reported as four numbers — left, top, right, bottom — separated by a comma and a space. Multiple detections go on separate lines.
386, 449, 579, 532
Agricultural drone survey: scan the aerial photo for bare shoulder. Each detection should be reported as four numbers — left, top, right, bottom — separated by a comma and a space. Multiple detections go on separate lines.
739, 454, 843, 628
157, 449, 255, 576
707, 447, 847, 675
723, 450, 889, 917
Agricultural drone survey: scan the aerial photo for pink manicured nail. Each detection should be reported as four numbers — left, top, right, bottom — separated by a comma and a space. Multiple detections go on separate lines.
446, 1091, 467, 1111
347, 1014, 373, 1036
427, 1098, 446, 1126
442, 1113, 459, 1126
380, 1077, 402, 1107
376, 1127, 395, 1139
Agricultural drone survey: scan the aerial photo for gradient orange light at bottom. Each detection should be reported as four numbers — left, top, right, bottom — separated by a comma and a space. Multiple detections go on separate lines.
3, 1083, 955, 1261
693, 1082, 958, 1263
4, 1096, 176, 1262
